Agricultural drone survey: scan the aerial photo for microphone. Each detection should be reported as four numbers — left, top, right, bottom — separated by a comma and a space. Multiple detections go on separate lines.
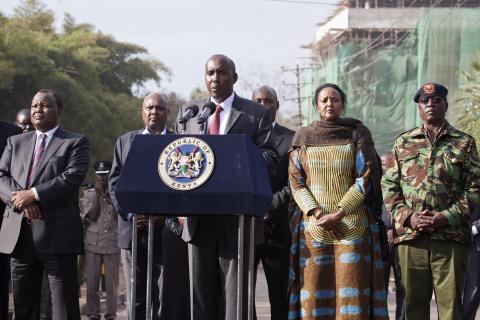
178, 104, 199, 124
197, 102, 216, 124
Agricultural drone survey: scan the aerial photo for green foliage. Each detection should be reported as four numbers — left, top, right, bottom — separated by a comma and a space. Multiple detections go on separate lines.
190, 87, 209, 101
0, 0, 173, 178
165, 92, 186, 130
454, 52, 480, 143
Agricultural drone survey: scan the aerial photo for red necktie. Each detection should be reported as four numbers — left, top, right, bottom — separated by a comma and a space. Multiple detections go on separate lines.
208, 105, 223, 135
27, 134, 47, 186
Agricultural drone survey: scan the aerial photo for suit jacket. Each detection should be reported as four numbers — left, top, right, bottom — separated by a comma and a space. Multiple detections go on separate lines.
175, 94, 279, 245
264, 124, 294, 248
109, 128, 172, 250
0, 128, 89, 254
471, 205, 480, 250
0, 121, 22, 226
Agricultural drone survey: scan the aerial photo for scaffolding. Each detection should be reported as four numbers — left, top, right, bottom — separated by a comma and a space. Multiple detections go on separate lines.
302, 7, 480, 154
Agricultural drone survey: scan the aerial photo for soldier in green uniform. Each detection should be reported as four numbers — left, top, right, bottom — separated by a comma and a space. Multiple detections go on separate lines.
382, 83, 480, 320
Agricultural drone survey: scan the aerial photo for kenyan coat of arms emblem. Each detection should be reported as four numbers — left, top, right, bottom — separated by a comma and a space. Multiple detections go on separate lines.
158, 137, 215, 190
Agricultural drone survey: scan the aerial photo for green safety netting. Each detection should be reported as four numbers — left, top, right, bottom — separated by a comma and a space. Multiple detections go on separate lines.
302, 8, 480, 155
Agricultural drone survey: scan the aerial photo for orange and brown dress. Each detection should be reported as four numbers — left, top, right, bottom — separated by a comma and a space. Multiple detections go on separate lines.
288, 118, 387, 320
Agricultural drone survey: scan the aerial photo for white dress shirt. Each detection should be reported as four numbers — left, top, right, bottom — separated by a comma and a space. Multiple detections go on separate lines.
142, 127, 167, 135
207, 92, 234, 135
31, 125, 59, 201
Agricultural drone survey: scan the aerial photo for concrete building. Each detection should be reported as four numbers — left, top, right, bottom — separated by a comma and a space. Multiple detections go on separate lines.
300, 0, 480, 153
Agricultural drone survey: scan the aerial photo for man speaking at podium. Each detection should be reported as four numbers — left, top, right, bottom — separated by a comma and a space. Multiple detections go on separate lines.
176, 54, 278, 320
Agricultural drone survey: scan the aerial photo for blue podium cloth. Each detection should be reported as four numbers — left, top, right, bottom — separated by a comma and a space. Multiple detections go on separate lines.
115, 134, 272, 218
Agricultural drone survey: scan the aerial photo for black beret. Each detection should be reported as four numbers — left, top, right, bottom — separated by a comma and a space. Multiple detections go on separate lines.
413, 83, 448, 103
94, 160, 112, 174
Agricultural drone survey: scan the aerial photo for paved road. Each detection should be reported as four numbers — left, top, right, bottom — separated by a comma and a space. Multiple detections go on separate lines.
79, 265, 445, 320
9, 263, 476, 319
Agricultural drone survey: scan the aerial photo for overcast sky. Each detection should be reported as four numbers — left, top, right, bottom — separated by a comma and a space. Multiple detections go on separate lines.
2, 0, 338, 113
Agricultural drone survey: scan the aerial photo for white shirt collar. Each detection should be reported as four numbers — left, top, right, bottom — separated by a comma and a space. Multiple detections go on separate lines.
36, 125, 59, 138
210, 92, 235, 113
142, 127, 167, 135
34, 125, 59, 149
272, 121, 277, 128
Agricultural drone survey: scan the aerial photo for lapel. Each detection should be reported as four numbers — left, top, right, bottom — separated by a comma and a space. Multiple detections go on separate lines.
273, 125, 284, 148
132, 129, 144, 142
21, 132, 37, 187
224, 94, 243, 134
30, 128, 65, 186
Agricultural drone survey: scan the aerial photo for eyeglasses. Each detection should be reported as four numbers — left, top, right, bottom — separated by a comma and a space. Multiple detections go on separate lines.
419, 96, 444, 104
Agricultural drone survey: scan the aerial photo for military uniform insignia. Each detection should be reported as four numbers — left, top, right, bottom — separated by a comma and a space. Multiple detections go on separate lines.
158, 137, 214, 190
423, 83, 435, 95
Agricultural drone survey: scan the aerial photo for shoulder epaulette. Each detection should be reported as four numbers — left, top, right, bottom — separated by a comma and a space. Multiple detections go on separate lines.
394, 127, 420, 141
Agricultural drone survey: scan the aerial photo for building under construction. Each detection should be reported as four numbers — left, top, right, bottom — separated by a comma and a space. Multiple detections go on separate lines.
301, 0, 480, 153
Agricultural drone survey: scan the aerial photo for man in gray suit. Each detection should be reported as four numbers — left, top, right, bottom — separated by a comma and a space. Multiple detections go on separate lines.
109, 93, 170, 320
15, 108, 53, 320
0, 120, 22, 320
0, 90, 90, 320
176, 54, 278, 320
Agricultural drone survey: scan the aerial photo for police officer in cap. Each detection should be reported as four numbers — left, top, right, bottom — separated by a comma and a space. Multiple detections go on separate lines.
83, 161, 120, 320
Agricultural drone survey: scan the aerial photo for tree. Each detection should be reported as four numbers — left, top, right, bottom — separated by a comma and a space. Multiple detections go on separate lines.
454, 53, 480, 142
13, 0, 54, 34
190, 87, 209, 101
0, 0, 172, 178
165, 92, 186, 131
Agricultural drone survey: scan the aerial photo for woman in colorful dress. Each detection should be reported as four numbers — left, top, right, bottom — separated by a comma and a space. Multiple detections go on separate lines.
288, 83, 388, 319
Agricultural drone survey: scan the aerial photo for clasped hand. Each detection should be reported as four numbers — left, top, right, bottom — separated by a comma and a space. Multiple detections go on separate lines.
11, 190, 41, 220
313, 208, 346, 239
408, 210, 449, 232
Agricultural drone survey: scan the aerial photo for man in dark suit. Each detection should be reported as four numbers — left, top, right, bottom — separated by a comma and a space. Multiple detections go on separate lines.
251, 86, 294, 320
176, 54, 278, 320
109, 93, 170, 320
14, 108, 53, 320
0, 89, 89, 320
462, 204, 480, 320
0, 120, 22, 320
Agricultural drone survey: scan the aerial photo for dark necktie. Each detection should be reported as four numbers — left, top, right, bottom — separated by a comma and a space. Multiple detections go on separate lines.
208, 105, 223, 135
27, 134, 47, 186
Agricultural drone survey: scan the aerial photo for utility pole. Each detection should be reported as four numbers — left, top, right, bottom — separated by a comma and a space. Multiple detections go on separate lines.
282, 64, 310, 127
295, 65, 303, 128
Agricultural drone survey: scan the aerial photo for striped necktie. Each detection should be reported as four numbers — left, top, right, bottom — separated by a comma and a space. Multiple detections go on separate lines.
27, 133, 47, 186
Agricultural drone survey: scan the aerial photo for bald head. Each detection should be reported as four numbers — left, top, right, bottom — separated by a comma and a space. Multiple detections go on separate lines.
141, 92, 169, 134
252, 85, 279, 122
143, 92, 167, 107
205, 54, 236, 74
204, 54, 238, 102
16, 108, 33, 133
